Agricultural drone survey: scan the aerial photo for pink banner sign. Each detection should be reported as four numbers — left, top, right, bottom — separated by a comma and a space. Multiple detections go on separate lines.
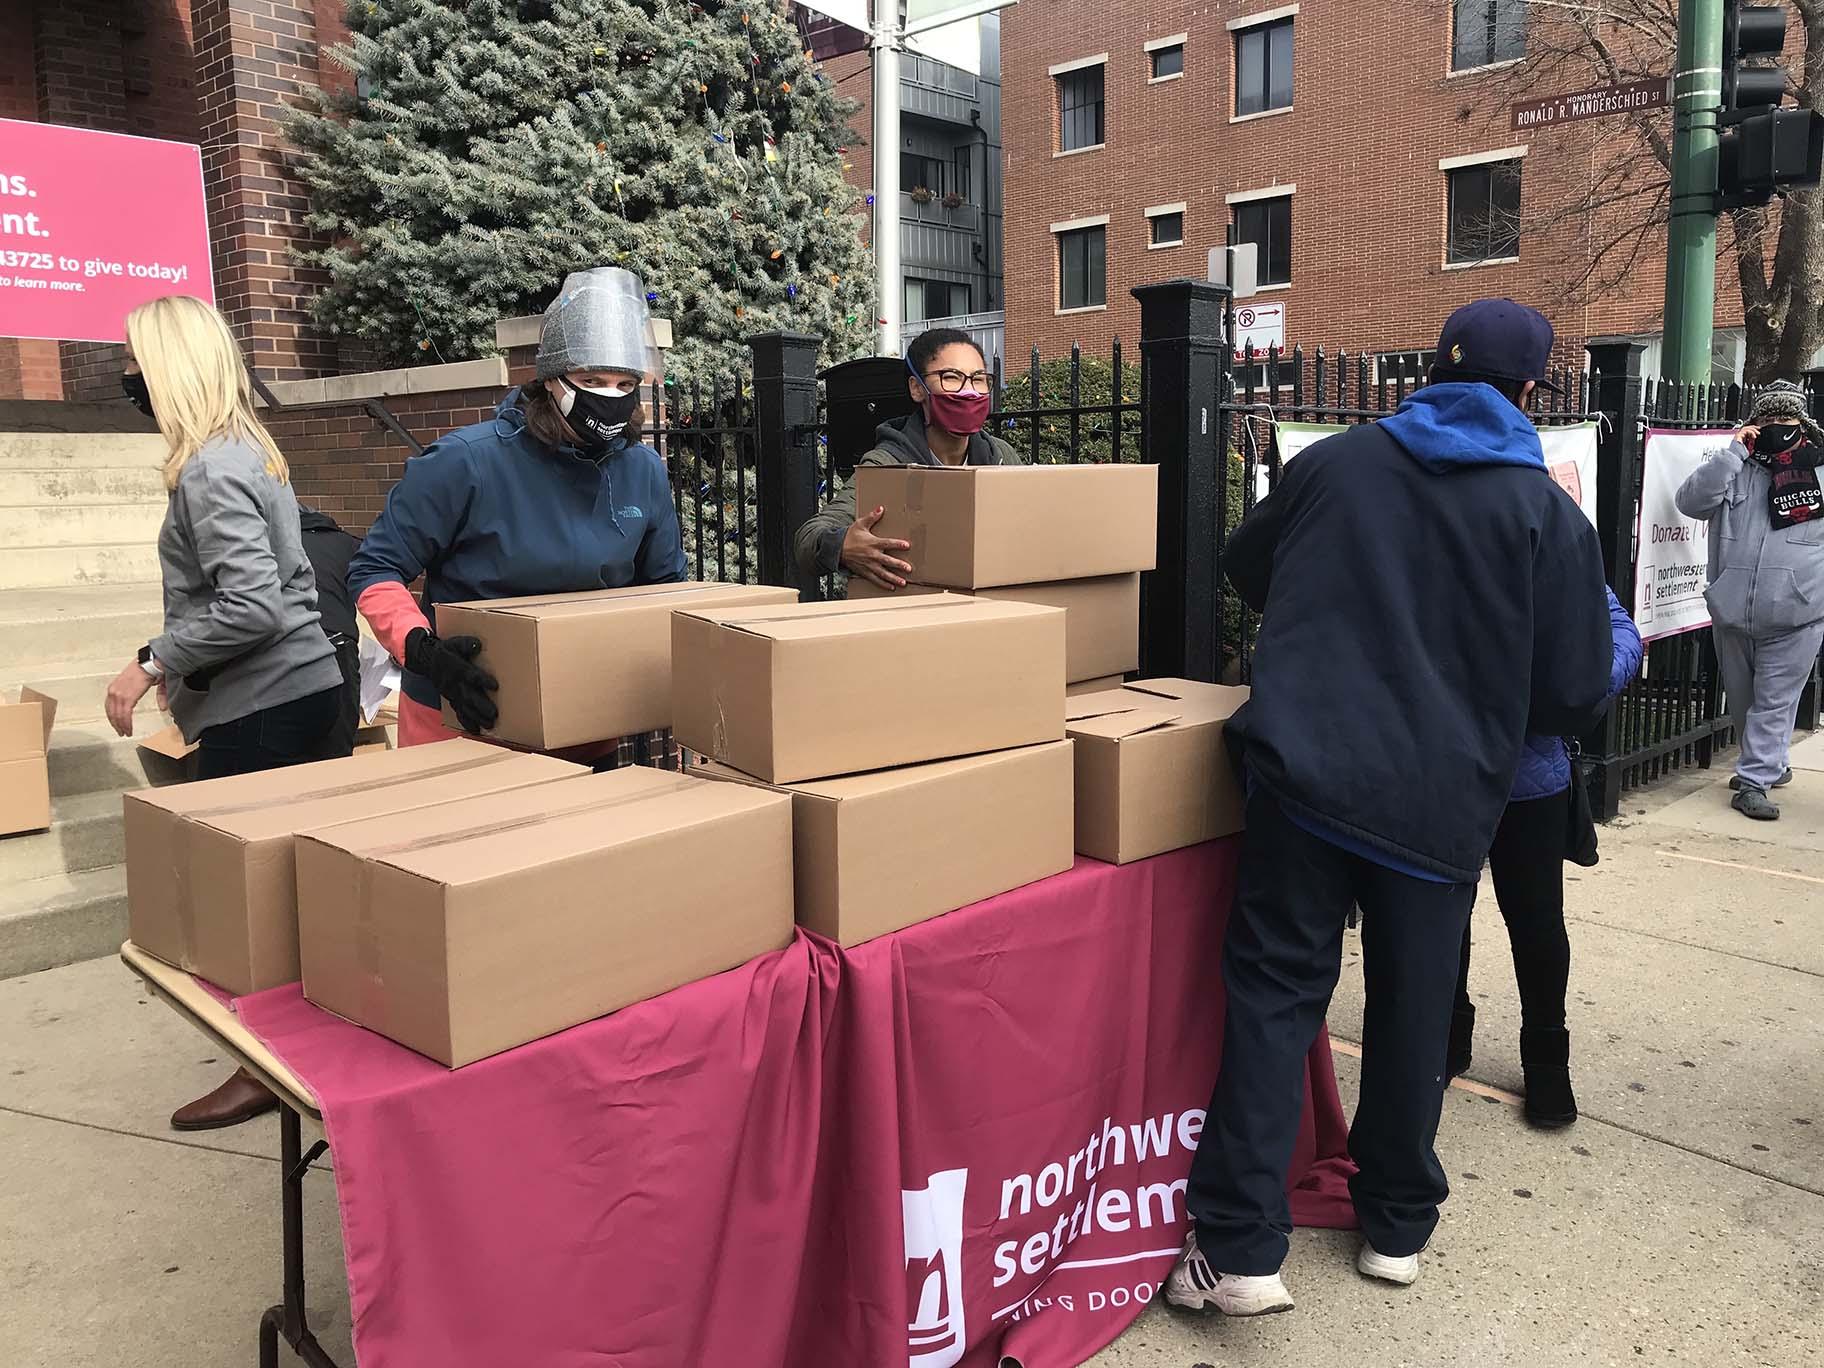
0, 118, 213, 344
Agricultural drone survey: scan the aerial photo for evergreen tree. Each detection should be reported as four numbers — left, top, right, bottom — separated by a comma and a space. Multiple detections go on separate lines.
285, 0, 875, 375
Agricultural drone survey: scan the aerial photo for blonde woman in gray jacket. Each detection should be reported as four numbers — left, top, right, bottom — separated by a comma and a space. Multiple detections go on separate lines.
104, 294, 345, 1130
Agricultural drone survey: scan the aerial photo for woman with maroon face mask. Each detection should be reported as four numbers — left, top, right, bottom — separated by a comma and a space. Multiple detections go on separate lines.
793, 327, 1024, 593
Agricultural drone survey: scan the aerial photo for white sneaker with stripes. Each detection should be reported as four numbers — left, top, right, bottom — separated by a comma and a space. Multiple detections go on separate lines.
1163, 1230, 1295, 1316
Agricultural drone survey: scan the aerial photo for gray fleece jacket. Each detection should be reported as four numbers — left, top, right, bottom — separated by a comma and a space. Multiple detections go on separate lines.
792, 411, 1022, 584
1674, 438, 1824, 636
150, 435, 343, 742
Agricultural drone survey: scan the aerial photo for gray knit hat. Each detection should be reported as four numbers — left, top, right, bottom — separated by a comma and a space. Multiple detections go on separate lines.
536, 267, 660, 381
1750, 379, 1817, 430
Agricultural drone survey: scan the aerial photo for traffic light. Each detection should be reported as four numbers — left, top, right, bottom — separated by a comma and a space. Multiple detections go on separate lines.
1718, 108, 1824, 207
1722, 3, 1789, 113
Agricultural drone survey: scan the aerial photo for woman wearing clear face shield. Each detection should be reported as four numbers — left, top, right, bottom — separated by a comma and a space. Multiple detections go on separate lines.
347, 268, 686, 755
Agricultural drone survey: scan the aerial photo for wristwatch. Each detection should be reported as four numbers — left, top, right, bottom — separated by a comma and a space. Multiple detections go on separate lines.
136, 643, 164, 679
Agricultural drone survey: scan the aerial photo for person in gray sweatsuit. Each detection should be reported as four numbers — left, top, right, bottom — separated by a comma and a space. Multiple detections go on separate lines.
1675, 380, 1824, 821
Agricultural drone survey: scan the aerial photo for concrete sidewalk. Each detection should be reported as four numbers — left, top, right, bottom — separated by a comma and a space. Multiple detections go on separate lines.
0, 748, 1819, 1368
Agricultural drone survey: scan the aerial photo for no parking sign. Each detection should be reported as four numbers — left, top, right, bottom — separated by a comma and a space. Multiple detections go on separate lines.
1233, 301, 1284, 358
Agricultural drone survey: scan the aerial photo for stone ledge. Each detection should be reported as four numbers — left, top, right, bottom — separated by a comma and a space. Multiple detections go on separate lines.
259, 356, 510, 408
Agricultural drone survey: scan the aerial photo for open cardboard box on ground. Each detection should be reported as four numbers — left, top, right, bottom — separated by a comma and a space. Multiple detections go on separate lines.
671, 594, 1066, 784
124, 739, 586, 995
1067, 678, 1249, 864
694, 739, 1075, 947
0, 688, 57, 836
436, 582, 798, 750
853, 463, 1158, 588
296, 766, 795, 1067
847, 574, 1139, 683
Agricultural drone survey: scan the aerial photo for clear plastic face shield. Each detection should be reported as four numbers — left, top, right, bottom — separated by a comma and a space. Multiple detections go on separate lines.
535, 267, 662, 386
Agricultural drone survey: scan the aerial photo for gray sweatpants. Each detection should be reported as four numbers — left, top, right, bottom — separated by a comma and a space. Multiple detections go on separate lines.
1713, 620, 1824, 790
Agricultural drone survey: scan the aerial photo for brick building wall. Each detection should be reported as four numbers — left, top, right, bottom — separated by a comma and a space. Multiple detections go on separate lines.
999, 0, 1745, 366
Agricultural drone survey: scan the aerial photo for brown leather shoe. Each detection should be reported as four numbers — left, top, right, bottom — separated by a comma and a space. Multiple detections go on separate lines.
171, 1067, 280, 1131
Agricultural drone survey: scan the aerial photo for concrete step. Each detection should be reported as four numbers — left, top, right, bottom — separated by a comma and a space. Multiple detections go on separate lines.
0, 585, 166, 668
0, 791, 127, 883
0, 465, 165, 505
0, 865, 129, 980
48, 721, 150, 799
0, 431, 166, 467
0, 542, 162, 591
0, 655, 164, 723
0, 502, 166, 547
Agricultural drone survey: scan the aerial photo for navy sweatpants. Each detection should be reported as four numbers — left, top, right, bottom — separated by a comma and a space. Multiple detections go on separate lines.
1186, 787, 1475, 1274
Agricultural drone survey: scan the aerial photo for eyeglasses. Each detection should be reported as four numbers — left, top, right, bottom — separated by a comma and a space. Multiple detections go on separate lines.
923, 368, 992, 395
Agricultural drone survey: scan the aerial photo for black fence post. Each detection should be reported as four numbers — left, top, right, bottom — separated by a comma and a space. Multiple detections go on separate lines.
1134, 279, 1227, 682
1583, 337, 1647, 820
748, 332, 821, 597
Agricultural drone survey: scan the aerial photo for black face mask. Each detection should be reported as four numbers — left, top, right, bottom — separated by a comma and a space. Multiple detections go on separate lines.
122, 372, 154, 420
557, 379, 639, 455
1756, 423, 1804, 456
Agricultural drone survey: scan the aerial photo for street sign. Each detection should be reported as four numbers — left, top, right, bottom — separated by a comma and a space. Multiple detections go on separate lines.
1207, 242, 1259, 300
1233, 301, 1284, 359
1511, 78, 1670, 131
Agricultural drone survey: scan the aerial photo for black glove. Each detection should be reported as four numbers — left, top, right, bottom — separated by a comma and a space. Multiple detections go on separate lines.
403, 628, 499, 735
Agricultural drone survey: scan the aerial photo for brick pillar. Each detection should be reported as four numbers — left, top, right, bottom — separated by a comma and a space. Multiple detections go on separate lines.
190, 0, 335, 381
34, 0, 133, 400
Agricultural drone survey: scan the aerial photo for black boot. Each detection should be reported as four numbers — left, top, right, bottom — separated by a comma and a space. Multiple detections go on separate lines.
1520, 1026, 1577, 1129
1447, 1004, 1475, 1079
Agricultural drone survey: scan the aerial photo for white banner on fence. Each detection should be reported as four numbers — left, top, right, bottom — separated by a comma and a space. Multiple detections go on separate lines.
1634, 429, 1729, 642
1263, 421, 1600, 530
1538, 422, 1599, 528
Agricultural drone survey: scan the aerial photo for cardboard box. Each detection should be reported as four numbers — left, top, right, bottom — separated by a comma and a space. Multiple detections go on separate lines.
695, 740, 1075, 946
435, 582, 799, 750
854, 464, 1158, 588
849, 575, 1139, 684
136, 724, 199, 787
0, 688, 56, 835
1067, 679, 1250, 864
1068, 675, 1128, 697
124, 739, 585, 994
297, 767, 794, 1067
672, 595, 1066, 784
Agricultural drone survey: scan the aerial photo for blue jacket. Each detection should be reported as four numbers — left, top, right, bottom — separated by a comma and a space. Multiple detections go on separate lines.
1225, 383, 1612, 883
347, 393, 686, 710
1509, 587, 1641, 800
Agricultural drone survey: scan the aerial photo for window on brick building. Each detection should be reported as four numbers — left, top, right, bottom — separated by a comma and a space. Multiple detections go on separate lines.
1232, 194, 1292, 285
905, 278, 971, 324
1373, 350, 1438, 385
1234, 17, 1293, 117
1452, 0, 1526, 72
901, 151, 947, 197
1057, 64, 1106, 151
1150, 43, 1185, 80
1446, 159, 1522, 264
1149, 210, 1185, 247
1057, 225, 1107, 310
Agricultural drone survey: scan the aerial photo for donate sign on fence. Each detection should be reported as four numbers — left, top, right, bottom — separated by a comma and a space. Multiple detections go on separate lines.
1633, 429, 1730, 642
0, 118, 213, 344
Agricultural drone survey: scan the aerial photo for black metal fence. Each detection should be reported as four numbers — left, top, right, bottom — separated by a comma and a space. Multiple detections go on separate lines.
647, 286, 1818, 819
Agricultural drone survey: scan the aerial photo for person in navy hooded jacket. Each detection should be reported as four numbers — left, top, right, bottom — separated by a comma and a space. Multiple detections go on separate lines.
1448, 587, 1641, 1129
347, 267, 685, 752
1165, 300, 1611, 1318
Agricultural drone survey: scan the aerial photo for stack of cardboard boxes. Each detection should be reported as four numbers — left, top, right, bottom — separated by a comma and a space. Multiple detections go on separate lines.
848, 463, 1157, 693
673, 594, 1078, 946
119, 468, 1252, 1071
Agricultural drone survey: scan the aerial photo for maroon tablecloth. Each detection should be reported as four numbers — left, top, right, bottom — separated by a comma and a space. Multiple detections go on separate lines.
235, 841, 1356, 1368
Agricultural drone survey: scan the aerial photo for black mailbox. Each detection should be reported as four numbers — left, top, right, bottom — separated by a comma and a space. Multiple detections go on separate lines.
821, 356, 916, 477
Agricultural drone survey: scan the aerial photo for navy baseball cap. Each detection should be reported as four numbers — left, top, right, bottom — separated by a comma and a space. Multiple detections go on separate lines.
1435, 299, 1561, 393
